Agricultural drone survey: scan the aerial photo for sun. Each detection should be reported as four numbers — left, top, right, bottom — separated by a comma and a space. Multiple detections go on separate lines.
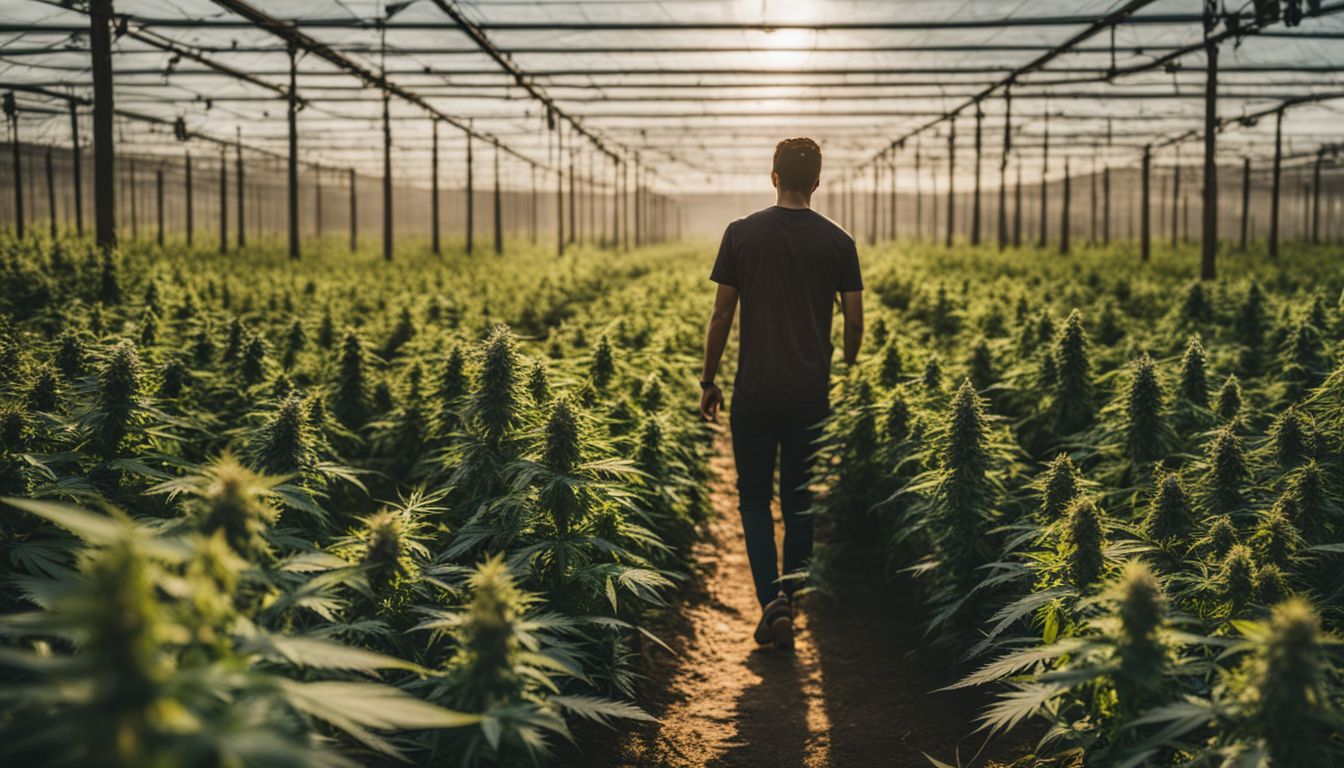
740, 0, 822, 70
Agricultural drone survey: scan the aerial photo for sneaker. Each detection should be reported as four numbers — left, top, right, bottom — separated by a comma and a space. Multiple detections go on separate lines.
753, 592, 794, 651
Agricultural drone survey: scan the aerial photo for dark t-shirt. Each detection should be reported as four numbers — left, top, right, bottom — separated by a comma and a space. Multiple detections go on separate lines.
710, 205, 862, 409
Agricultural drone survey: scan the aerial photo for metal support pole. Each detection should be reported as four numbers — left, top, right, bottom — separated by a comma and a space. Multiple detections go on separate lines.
1200, 36, 1218, 279
999, 90, 1011, 250
587, 149, 595, 247
184, 153, 193, 246
89, 0, 116, 248
1239, 157, 1250, 251
129, 160, 138, 240
46, 146, 57, 238
381, 90, 392, 261
466, 126, 475, 254
286, 42, 300, 260
568, 146, 576, 245
1171, 150, 1181, 248
610, 156, 619, 250
348, 167, 357, 252
972, 108, 983, 246
1311, 146, 1322, 243
1102, 166, 1110, 245
914, 149, 922, 240
1089, 160, 1097, 244
235, 128, 245, 247
155, 167, 164, 246
314, 166, 322, 237
848, 173, 855, 233
1302, 183, 1309, 241
622, 157, 630, 251
1039, 113, 1049, 248
431, 120, 440, 256
888, 153, 897, 241
69, 101, 83, 237
493, 143, 502, 255
6, 95, 24, 239
556, 142, 564, 257
1013, 162, 1022, 247
839, 173, 846, 230
218, 146, 227, 252
573, 148, 582, 245
1269, 108, 1284, 259
945, 121, 956, 247
869, 161, 879, 246
556, 133, 564, 256
634, 155, 642, 248
1060, 159, 1071, 255
530, 163, 537, 245
1141, 145, 1152, 262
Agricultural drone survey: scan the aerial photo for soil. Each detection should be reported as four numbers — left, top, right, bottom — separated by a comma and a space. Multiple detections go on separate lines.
565, 430, 1035, 768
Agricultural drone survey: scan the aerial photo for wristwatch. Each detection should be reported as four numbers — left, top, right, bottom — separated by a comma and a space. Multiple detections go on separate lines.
699, 380, 718, 390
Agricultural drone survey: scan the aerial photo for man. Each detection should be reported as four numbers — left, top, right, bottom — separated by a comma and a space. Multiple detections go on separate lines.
699, 137, 864, 652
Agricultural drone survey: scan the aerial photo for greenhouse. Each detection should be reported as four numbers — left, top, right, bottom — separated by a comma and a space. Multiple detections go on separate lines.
2, 1, 1344, 766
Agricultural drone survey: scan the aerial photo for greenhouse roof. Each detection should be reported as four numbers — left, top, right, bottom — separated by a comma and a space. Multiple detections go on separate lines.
3, 0, 1343, 191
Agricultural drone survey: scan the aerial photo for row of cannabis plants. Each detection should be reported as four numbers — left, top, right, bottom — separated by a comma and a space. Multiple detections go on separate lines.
0, 233, 715, 766
820, 240, 1344, 766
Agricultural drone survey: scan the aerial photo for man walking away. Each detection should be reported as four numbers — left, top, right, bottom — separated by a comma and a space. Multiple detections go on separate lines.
698, 137, 864, 652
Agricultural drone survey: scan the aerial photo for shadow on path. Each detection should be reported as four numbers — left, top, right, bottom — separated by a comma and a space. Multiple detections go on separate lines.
566, 431, 1034, 768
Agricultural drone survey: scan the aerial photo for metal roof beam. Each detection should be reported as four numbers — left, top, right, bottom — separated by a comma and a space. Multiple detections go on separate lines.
204, 0, 545, 169
426, 0, 615, 160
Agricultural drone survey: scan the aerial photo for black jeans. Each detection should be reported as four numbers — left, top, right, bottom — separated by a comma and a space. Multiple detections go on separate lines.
729, 398, 826, 609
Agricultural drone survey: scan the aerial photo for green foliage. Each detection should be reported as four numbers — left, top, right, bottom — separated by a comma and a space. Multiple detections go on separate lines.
1216, 373, 1243, 422
1062, 496, 1106, 590
1201, 426, 1250, 517
1122, 352, 1169, 465
85, 339, 144, 458
1038, 452, 1081, 522
1143, 471, 1195, 546
845, 240, 1344, 766
0, 234, 709, 766
1111, 561, 1168, 716
249, 392, 317, 477
1048, 309, 1096, 439
0, 497, 477, 767
1219, 599, 1344, 767
591, 334, 615, 389
473, 325, 520, 444
333, 328, 370, 429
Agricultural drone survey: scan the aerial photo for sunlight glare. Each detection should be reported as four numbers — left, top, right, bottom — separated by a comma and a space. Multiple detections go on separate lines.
739, 0, 822, 71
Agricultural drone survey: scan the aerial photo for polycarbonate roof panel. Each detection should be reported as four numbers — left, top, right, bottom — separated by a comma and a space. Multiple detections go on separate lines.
2, 0, 1342, 191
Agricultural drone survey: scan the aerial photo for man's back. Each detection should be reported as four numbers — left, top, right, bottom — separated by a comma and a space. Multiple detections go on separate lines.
710, 205, 862, 409
698, 136, 862, 649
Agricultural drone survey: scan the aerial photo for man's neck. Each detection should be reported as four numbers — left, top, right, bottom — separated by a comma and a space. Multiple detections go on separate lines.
775, 191, 811, 210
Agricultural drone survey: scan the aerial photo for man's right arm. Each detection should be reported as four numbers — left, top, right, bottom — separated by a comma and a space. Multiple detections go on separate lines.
840, 290, 863, 365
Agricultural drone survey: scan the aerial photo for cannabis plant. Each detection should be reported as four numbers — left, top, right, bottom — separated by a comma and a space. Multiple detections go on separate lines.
898, 380, 1013, 638
79, 339, 145, 459
1047, 309, 1096, 440
331, 328, 372, 430
0, 498, 477, 767
952, 561, 1202, 763
416, 555, 650, 767
1138, 599, 1344, 767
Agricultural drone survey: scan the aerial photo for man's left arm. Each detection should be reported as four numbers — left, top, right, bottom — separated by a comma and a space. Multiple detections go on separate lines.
838, 237, 864, 365
841, 290, 863, 365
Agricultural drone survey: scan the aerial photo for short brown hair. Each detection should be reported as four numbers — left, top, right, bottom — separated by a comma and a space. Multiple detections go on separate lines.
773, 137, 822, 192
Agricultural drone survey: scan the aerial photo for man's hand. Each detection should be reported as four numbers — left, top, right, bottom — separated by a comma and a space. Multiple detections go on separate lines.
700, 384, 724, 422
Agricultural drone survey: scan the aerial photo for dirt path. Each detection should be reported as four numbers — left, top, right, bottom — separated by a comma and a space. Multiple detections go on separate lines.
573, 431, 1028, 768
